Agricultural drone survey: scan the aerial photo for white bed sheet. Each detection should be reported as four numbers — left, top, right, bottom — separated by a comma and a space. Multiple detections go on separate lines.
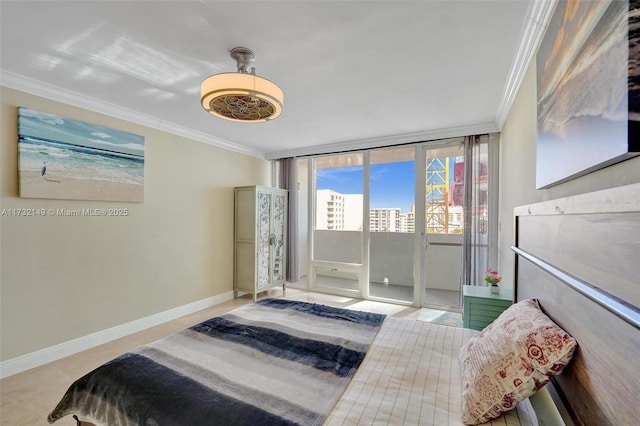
325, 317, 538, 425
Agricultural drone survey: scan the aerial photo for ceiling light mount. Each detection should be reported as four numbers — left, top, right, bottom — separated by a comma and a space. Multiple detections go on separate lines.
230, 47, 255, 74
201, 47, 283, 123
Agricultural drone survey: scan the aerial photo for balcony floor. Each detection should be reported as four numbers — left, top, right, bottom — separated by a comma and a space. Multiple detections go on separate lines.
289, 278, 461, 310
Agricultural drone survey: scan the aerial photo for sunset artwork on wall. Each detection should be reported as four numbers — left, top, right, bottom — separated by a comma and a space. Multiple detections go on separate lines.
18, 107, 144, 202
536, 0, 639, 189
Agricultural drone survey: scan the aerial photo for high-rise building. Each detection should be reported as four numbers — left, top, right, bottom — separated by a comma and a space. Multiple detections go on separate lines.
343, 194, 363, 230
317, 190, 421, 233
316, 189, 362, 230
370, 208, 401, 232
399, 205, 415, 233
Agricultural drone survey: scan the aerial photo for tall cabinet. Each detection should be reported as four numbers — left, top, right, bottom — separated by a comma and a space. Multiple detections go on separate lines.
234, 186, 288, 301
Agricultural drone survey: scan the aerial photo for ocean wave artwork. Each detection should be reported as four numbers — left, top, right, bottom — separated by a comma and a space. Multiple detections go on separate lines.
535, 0, 639, 189
18, 107, 144, 202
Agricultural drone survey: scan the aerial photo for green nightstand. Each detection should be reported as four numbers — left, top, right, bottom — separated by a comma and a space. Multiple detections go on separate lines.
463, 285, 513, 331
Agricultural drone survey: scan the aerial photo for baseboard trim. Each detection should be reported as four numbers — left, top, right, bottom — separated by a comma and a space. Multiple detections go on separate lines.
0, 291, 234, 379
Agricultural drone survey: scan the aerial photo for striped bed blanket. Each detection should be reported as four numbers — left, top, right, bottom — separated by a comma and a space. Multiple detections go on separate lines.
47, 299, 385, 426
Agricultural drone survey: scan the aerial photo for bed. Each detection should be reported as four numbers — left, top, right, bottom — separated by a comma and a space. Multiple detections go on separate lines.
48, 183, 639, 425
47, 299, 540, 426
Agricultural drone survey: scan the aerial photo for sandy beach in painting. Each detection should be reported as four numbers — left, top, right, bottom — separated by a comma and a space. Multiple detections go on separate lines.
18, 107, 145, 202
20, 171, 143, 202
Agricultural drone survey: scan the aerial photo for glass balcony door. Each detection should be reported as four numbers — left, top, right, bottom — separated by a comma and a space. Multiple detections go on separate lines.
421, 142, 466, 310
309, 153, 364, 295
302, 136, 493, 310
367, 147, 416, 303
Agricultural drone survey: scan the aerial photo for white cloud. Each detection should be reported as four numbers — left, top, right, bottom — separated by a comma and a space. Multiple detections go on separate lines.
21, 107, 65, 125
91, 131, 112, 139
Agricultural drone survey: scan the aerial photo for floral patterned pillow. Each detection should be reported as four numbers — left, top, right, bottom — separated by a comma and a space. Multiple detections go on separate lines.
458, 298, 577, 425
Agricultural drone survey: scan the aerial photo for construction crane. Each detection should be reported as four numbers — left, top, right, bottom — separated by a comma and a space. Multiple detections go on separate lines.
425, 157, 450, 234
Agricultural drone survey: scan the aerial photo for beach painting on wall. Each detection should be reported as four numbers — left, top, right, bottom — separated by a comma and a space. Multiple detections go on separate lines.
536, 0, 639, 189
18, 107, 144, 202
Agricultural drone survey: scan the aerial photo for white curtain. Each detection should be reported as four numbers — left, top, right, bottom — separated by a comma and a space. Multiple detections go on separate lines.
462, 134, 498, 287
278, 158, 299, 282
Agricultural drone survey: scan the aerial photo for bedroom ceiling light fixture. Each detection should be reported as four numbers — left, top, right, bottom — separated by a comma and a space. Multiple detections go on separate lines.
201, 47, 283, 122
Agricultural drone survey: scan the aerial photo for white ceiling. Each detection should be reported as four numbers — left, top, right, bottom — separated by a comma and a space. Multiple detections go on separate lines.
0, 1, 551, 159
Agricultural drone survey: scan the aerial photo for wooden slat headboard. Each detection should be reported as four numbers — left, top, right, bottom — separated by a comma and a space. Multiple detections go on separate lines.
513, 183, 640, 426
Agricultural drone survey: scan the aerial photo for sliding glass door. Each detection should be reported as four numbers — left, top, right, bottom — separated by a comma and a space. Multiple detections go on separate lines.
367, 147, 415, 303
302, 135, 494, 308
310, 153, 364, 295
421, 142, 465, 309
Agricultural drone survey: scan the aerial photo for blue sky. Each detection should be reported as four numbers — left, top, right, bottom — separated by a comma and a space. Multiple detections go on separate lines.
18, 107, 144, 156
316, 161, 416, 213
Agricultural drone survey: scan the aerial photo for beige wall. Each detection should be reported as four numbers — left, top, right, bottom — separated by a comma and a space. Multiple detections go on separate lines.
5, 56, 640, 360
498, 63, 640, 288
0, 87, 271, 361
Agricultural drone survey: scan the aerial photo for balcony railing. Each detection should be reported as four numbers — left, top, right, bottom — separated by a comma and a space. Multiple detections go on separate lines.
312, 230, 463, 308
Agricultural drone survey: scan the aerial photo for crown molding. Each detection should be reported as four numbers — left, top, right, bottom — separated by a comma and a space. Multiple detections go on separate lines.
495, 0, 557, 129
0, 70, 266, 160
265, 122, 498, 160
2, 0, 555, 164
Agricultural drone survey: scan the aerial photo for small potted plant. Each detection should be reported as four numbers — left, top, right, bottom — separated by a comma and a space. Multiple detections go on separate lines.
484, 268, 502, 293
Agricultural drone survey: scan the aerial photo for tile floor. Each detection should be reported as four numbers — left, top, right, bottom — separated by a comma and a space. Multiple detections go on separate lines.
0, 289, 454, 425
